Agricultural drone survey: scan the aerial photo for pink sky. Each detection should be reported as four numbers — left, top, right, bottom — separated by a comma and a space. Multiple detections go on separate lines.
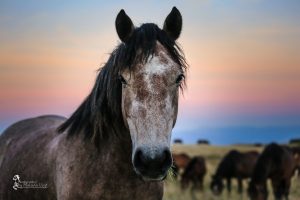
0, 1, 300, 139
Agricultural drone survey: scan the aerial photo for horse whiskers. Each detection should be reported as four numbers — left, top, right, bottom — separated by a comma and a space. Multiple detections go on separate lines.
166, 164, 178, 181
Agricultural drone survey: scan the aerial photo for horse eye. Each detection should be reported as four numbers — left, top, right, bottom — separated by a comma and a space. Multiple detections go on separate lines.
118, 75, 127, 85
176, 74, 185, 84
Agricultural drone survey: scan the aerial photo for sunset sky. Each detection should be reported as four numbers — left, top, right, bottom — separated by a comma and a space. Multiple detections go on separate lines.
0, 0, 299, 144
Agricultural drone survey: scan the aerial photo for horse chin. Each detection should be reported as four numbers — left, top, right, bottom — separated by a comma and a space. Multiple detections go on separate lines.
140, 174, 166, 182
134, 169, 167, 182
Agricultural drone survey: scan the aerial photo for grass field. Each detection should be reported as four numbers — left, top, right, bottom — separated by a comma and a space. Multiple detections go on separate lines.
163, 144, 300, 200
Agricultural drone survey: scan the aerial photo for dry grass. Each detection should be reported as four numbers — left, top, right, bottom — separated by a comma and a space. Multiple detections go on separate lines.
163, 144, 300, 200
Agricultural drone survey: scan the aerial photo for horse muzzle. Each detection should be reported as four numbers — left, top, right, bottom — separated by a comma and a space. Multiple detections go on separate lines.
133, 146, 172, 181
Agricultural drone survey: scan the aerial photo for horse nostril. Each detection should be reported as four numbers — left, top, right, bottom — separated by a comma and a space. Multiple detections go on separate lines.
133, 149, 146, 171
133, 148, 172, 175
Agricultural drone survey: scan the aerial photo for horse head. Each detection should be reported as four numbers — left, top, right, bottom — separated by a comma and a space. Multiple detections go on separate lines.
116, 7, 184, 181
248, 181, 268, 200
210, 175, 224, 195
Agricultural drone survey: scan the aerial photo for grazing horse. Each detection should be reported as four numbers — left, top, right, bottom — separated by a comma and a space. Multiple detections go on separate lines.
291, 146, 300, 177
172, 153, 191, 170
0, 7, 187, 200
248, 143, 296, 200
172, 153, 191, 178
181, 156, 207, 191
210, 150, 259, 195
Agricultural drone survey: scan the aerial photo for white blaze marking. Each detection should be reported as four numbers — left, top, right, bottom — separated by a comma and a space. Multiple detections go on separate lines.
142, 52, 173, 94
144, 55, 169, 75
124, 43, 179, 151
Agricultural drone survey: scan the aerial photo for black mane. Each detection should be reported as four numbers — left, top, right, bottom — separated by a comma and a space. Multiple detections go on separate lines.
57, 23, 187, 145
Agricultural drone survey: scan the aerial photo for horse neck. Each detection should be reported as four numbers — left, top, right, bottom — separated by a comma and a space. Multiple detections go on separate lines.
69, 129, 133, 170
97, 132, 132, 162
252, 155, 271, 183
105, 135, 132, 160
215, 158, 232, 178
214, 169, 226, 181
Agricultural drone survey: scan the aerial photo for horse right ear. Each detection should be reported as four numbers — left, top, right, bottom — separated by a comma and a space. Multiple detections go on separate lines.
163, 7, 182, 40
115, 9, 134, 43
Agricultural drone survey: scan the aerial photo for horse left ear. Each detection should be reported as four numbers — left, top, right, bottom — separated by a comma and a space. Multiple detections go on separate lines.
163, 7, 182, 40
115, 9, 134, 43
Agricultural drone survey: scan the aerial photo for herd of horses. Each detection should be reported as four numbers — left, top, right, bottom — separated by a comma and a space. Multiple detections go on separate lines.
172, 143, 300, 200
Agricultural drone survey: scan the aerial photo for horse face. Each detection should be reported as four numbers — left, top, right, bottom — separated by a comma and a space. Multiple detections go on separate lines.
248, 182, 268, 200
210, 176, 224, 195
116, 8, 183, 181
120, 43, 183, 181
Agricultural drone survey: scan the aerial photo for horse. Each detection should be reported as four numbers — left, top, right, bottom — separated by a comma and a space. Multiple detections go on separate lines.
181, 156, 207, 191
291, 146, 300, 178
248, 143, 296, 200
0, 7, 187, 200
172, 153, 191, 178
172, 153, 191, 170
210, 150, 259, 195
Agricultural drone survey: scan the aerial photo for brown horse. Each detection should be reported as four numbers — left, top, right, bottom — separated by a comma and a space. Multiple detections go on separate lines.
0, 7, 187, 200
210, 150, 259, 195
172, 153, 191, 177
181, 156, 207, 191
173, 153, 191, 170
248, 143, 296, 200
